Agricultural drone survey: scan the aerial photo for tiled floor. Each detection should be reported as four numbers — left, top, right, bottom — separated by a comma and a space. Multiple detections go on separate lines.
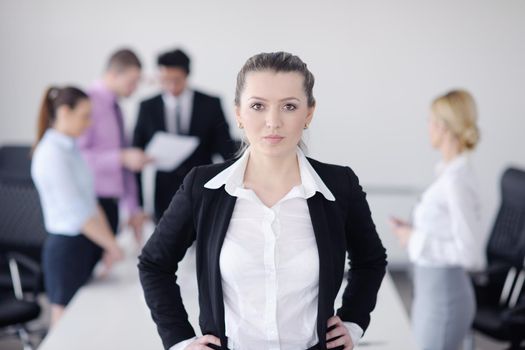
0, 270, 511, 350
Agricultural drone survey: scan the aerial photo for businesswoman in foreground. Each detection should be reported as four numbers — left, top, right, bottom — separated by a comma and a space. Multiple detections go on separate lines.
31, 87, 123, 327
390, 90, 484, 350
139, 52, 387, 350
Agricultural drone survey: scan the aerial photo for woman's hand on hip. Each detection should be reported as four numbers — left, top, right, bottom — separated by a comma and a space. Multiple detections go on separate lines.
185, 335, 221, 350
326, 316, 354, 350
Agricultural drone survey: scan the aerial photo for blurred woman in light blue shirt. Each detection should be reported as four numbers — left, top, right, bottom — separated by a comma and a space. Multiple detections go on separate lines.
31, 86, 123, 327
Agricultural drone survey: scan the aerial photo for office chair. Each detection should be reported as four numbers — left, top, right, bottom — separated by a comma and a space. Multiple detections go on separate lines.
0, 178, 47, 262
0, 178, 47, 349
472, 167, 525, 350
0, 145, 32, 181
0, 252, 42, 350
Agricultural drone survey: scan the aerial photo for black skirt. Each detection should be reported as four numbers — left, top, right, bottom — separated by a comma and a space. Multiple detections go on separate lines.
42, 233, 103, 306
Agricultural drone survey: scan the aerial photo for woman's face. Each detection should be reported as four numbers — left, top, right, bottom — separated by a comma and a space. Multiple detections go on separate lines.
113, 66, 142, 98
236, 71, 314, 158
58, 99, 92, 137
428, 111, 447, 149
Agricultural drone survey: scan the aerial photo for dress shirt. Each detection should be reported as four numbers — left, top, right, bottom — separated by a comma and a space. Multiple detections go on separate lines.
408, 153, 485, 271
31, 129, 97, 235
162, 89, 194, 135
77, 80, 139, 215
170, 147, 363, 350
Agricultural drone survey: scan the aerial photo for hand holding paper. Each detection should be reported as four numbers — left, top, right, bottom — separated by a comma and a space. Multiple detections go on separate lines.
145, 132, 199, 171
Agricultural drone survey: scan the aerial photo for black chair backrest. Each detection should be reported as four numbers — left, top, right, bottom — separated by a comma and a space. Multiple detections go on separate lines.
0, 179, 47, 261
0, 145, 32, 181
487, 168, 525, 268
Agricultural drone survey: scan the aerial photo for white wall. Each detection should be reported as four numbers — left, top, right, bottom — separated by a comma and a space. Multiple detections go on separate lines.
1, 0, 524, 265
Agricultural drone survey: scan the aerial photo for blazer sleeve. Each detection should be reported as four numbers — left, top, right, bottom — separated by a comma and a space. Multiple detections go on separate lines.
138, 167, 198, 349
209, 97, 237, 160
336, 167, 387, 333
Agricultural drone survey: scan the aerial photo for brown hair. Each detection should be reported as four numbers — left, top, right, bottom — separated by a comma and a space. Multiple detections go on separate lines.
106, 48, 142, 72
234, 52, 314, 156
431, 89, 480, 150
35, 86, 88, 147
234, 52, 316, 107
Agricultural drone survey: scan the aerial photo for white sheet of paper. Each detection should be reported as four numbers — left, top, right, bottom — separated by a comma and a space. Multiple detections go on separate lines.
141, 164, 156, 215
145, 132, 199, 171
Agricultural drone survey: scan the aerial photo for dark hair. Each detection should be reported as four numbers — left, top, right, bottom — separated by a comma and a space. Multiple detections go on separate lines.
35, 86, 88, 146
157, 49, 191, 75
234, 52, 316, 107
107, 48, 142, 72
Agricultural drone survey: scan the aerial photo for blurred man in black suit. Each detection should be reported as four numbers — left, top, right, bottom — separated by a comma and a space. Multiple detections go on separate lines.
133, 48, 237, 220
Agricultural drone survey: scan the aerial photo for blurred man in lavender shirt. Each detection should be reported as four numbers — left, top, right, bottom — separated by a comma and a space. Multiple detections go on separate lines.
78, 48, 150, 243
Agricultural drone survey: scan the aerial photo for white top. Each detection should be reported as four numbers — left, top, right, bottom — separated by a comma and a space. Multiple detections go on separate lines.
162, 89, 194, 135
408, 153, 485, 271
31, 129, 97, 235
170, 147, 362, 350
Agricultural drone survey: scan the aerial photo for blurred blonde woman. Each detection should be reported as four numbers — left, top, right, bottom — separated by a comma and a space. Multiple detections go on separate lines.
390, 90, 484, 350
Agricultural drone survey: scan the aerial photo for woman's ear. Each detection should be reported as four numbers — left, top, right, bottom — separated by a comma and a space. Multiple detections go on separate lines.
305, 104, 315, 125
437, 119, 450, 136
235, 105, 242, 125
55, 105, 71, 121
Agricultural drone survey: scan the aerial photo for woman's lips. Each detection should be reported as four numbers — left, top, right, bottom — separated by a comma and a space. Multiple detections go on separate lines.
263, 135, 284, 144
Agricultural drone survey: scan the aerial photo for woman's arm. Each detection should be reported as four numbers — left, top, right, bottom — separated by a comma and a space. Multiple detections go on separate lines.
138, 167, 198, 350
81, 205, 122, 259
336, 167, 387, 333
403, 176, 484, 270
32, 147, 123, 266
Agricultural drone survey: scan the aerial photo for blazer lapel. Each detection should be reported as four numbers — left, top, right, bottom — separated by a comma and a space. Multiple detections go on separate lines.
204, 188, 237, 347
307, 193, 334, 349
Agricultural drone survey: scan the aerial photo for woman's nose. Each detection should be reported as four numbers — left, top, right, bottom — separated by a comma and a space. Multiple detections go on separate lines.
265, 108, 282, 129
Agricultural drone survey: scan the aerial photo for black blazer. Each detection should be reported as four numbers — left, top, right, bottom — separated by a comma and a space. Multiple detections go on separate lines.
138, 158, 387, 350
132, 91, 237, 220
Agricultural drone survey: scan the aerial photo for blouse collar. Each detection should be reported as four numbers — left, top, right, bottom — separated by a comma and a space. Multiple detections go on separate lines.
204, 147, 335, 201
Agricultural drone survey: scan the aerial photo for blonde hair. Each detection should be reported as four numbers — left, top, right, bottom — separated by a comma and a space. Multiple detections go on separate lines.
431, 89, 480, 150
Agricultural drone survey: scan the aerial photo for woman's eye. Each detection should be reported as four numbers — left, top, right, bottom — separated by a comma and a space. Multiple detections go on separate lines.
283, 104, 297, 111
250, 103, 263, 111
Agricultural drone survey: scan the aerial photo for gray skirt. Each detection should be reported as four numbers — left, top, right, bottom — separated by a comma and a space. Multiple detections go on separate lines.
412, 265, 475, 350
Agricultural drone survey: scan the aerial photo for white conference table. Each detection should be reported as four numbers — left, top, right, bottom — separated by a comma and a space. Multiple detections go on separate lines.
38, 227, 417, 350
